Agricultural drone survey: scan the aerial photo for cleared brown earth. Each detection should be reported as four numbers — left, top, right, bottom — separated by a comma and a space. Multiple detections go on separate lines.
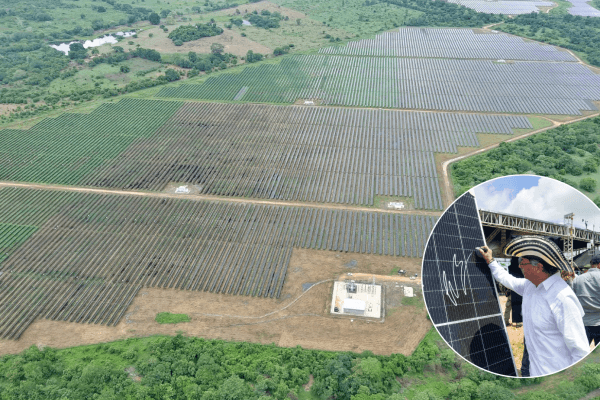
0, 248, 428, 356
0, 104, 19, 116
217, 1, 308, 21
124, 26, 273, 57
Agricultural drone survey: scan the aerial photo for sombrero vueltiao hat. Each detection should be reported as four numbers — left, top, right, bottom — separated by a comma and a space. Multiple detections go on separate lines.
504, 235, 574, 274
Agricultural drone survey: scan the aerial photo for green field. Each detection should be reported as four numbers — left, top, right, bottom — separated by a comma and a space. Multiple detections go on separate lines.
155, 312, 191, 324
271, 0, 422, 38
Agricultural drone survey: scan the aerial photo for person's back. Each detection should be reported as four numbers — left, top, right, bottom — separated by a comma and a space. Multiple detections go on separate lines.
572, 256, 600, 346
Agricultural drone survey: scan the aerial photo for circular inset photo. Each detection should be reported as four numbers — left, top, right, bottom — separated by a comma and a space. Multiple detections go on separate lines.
422, 175, 600, 378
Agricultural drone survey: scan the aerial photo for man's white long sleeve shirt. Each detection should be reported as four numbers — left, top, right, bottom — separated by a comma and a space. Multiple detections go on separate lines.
488, 260, 589, 376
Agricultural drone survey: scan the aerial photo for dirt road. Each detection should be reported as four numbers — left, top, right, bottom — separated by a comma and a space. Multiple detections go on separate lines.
441, 112, 600, 207
337, 272, 421, 284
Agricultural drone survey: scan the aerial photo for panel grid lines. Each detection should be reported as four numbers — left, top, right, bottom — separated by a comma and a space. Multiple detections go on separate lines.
422, 192, 517, 376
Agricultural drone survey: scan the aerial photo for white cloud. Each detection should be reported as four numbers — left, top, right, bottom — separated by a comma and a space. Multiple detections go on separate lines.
473, 176, 600, 230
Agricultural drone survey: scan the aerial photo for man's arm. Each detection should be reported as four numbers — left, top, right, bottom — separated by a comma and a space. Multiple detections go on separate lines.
553, 294, 590, 364
478, 246, 526, 296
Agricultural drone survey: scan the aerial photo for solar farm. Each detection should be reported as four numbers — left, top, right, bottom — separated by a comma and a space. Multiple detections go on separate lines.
448, 0, 600, 15
444, 0, 554, 14
0, 99, 532, 210
0, 186, 438, 339
1, 25, 600, 349
157, 28, 600, 115
566, 0, 600, 16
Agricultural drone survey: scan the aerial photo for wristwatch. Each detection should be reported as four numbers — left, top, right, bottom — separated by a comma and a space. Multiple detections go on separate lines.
487, 258, 496, 265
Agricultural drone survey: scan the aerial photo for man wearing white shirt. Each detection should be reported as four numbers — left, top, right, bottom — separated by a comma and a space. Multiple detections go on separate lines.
478, 235, 589, 377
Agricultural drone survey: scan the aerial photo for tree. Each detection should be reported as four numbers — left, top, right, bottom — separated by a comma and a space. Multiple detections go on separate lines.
584, 158, 598, 173
160, 9, 171, 18
211, 43, 225, 55
149, 12, 160, 25
163, 69, 180, 82
188, 52, 197, 62
69, 43, 88, 60
476, 381, 514, 400
273, 45, 290, 56
120, 65, 131, 73
580, 177, 597, 192
245, 50, 263, 63
216, 375, 251, 400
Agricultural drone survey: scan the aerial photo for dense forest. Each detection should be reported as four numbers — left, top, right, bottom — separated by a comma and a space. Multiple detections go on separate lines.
3, 329, 597, 400
451, 117, 600, 202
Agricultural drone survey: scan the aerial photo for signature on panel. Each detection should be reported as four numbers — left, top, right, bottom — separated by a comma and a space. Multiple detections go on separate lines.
442, 254, 468, 306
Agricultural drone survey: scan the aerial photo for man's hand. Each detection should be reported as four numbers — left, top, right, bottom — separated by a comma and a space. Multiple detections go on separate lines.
478, 246, 493, 264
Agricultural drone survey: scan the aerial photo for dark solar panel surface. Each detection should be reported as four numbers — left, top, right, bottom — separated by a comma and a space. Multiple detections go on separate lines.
422, 192, 517, 376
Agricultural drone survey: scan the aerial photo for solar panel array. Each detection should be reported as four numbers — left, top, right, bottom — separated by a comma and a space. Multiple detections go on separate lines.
422, 192, 517, 376
445, 0, 553, 14
319, 28, 574, 61
566, 0, 600, 16
81, 102, 531, 210
0, 186, 436, 338
157, 55, 600, 114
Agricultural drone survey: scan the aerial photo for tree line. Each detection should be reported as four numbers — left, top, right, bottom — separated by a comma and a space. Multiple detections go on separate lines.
4, 328, 593, 400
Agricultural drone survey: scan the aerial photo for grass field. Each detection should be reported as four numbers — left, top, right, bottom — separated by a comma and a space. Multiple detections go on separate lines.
155, 312, 191, 324
270, 0, 423, 37
44, 58, 165, 95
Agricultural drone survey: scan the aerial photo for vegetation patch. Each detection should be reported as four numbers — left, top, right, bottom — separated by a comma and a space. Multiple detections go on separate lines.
451, 116, 600, 202
3, 331, 596, 400
155, 312, 191, 324
402, 296, 424, 309
167, 22, 224, 44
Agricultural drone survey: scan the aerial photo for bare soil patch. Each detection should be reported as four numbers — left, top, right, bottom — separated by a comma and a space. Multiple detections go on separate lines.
303, 374, 314, 391
0, 249, 428, 357
0, 104, 20, 116
217, 1, 307, 21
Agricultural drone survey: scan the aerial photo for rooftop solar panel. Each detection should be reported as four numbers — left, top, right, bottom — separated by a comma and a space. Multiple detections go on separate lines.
422, 191, 518, 376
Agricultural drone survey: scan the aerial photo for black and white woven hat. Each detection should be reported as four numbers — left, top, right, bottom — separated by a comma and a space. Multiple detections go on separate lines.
504, 235, 573, 274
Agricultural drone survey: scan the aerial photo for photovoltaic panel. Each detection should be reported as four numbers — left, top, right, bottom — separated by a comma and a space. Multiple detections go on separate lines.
422, 192, 517, 376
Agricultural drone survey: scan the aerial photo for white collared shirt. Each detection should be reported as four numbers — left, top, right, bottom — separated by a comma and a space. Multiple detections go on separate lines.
488, 260, 589, 376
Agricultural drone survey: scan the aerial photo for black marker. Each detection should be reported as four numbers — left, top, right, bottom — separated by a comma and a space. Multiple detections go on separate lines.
474, 247, 487, 258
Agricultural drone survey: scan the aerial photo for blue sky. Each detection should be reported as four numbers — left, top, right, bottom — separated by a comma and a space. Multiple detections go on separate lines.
471, 175, 600, 230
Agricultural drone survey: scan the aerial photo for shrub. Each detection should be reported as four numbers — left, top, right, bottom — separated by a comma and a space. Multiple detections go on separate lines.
580, 177, 597, 192
168, 23, 223, 43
